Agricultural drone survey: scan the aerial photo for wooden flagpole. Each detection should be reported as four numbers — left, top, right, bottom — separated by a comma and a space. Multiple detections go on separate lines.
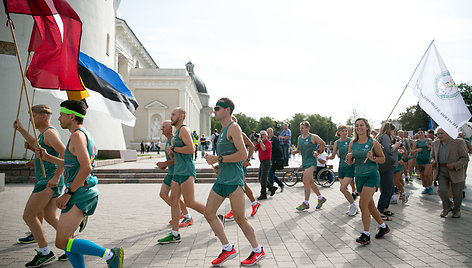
11, 52, 31, 159
24, 74, 37, 159
7, 17, 46, 177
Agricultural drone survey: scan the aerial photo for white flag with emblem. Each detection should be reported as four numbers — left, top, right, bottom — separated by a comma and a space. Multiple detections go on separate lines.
406, 41, 471, 138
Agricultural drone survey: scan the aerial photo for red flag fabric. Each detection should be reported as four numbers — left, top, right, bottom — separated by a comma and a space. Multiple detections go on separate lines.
4, 0, 84, 91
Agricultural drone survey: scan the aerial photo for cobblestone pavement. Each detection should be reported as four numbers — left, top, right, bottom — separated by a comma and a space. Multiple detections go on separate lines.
1, 156, 472, 267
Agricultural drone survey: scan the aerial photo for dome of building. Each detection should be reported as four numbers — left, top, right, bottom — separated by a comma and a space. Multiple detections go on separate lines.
186, 61, 207, 94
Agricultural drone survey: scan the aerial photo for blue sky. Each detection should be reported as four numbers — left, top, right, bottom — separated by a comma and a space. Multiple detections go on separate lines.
118, 0, 472, 127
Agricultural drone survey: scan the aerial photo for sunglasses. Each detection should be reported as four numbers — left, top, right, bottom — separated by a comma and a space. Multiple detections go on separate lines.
214, 106, 223, 111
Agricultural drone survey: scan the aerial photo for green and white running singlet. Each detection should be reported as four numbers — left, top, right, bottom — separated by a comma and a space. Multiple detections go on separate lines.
172, 126, 196, 181
336, 138, 354, 178
62, 128, 100, 215
215, 121, 244, 187
33, 126, 64, 197
416, 138, 432, 165
163, 138, 174, 187
298, 134, 317, 170
351, 138, 378, 177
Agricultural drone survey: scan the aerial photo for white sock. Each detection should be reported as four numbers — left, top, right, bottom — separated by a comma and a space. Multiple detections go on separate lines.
252, 245, 262, 253
304, 200, 309, 205
363, 231, 370, 236
184, 214, 191, 219
223, 243, 233, 252
318, 195, 324, 200
350, 203, 356, 208
379, 223, 386, 228
171, 230, 179, 237
251, 201, 258, 206
103, 249, 114, 261
39, 246, 50, 255
353, 191, 358, 194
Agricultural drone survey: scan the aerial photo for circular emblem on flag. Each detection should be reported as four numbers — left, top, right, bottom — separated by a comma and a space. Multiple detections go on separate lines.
435, 71, 459, 100
365, 145, 369, 148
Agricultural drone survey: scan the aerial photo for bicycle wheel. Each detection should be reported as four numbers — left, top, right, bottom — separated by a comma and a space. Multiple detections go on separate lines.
316, 168, 336, 187
283, 170, 299, 187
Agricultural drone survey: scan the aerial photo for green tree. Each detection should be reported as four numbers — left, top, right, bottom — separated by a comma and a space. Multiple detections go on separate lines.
288, 113, 337, 145
233, 112, 258, 135
458, 82, 472, 116
257, 116, 276, 132
398, 103, 430, 131
210, 116, 222, 133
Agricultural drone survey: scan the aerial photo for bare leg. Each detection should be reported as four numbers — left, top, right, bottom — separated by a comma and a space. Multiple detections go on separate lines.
204, 190, 227, 244
424, 164, 433, 187
180, 177, 206, 214
229, 187, 259, 248
350, 180, 356, 192
244, 181, 255, 203
339, 178, 354, 204
23, 188, 55, 248
160, 183, 189, 215
359, 187, 382, 232
169, 182, 182, 232
55, 206, 84, 250
420, 166, 427, 187
393, 172, 404, 193
43, 197, 59, 229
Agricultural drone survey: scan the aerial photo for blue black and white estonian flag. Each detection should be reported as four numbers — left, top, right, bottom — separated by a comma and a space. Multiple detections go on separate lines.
77, 51, 138, 126
37, 51, 139, 126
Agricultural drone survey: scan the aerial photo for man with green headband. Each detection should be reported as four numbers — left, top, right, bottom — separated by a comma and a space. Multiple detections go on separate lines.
204, 98, 265, 266
37, 100, 124, 268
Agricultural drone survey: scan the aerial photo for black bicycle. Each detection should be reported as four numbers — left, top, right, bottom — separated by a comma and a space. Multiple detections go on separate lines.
282, 166, 336, 187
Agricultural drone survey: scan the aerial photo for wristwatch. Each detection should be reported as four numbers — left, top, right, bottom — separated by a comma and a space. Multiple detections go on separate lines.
64, 187, 75, 196
218, 155, 224, 163
246, 158, 251, 161
171, 145, 175, 152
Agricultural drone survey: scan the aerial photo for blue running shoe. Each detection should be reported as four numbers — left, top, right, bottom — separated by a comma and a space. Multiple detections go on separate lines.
19, 232, 35, 244
106, 247, 124, 268
428, 187, 433, 195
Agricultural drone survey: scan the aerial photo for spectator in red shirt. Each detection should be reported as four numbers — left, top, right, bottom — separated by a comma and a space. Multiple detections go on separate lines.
255, 130, 272, 200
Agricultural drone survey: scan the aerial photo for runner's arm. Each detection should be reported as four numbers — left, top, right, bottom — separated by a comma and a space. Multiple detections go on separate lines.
173, 127, 195, 154
43, 129, 65, 185
67, 131, 92, 192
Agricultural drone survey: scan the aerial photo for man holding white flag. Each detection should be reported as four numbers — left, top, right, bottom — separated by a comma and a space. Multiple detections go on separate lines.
407, 40, 471, 138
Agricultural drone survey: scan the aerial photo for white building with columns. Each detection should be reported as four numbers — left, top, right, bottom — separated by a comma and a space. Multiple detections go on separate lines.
0, 0, 211, 158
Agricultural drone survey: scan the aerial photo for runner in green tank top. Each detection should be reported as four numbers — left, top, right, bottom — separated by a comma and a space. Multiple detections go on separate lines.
291, 121, 327, 211
327, 125, 358, 216
345, 118, 389, 245
156, 120, 191, 228
158, 107, 206, 244
13, 104, 66, 267
204, 98, 265, 266
37, 100, 124, 268
412, 129, 433, 194
223, 116, 261, 220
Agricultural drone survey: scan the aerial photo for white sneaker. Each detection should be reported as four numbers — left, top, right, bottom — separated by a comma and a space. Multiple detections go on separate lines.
402, 192, 409, 204
347, 205, 358, 216
390, 196, 398, 204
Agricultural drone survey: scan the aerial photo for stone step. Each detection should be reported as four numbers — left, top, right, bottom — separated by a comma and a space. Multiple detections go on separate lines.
97, 177, 261, 184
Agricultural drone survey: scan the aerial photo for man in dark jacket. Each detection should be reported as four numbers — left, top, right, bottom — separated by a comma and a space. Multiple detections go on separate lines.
267, 128, 285, 195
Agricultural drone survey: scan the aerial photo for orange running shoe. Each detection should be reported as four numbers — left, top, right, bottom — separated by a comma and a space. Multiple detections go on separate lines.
211, 246, 237, 266
250, 202, 261, 216
241, 248, 265, 266
224, 210, 234, 219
